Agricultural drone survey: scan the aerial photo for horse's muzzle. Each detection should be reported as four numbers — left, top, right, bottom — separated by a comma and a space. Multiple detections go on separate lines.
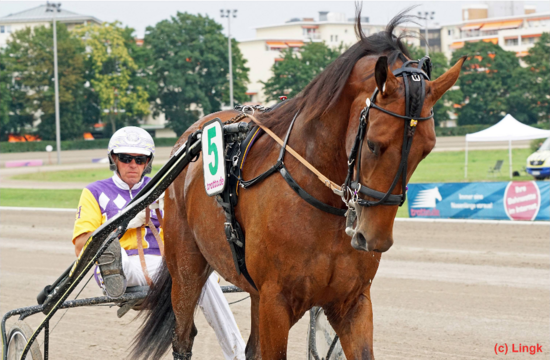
351, 230, 393, 253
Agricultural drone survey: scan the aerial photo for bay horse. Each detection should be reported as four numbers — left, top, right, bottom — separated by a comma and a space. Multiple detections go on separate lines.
132, 10, 465, 360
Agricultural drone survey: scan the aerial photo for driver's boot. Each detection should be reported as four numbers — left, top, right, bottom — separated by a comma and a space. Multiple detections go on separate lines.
98, 239, 127, 298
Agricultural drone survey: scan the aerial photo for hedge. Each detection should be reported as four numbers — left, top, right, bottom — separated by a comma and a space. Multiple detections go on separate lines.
434, 124, 490, 137
0, 138, 180, 153
2, 122, 548, 153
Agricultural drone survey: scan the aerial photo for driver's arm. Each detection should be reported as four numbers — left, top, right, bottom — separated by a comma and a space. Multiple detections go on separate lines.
73, 188, 102, 258
74, 232, 91, 257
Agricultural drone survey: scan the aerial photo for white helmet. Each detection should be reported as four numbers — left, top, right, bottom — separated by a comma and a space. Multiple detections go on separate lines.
108, 126, 155, 176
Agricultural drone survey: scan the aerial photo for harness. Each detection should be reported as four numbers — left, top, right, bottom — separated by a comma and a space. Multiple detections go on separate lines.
216, 56, 433, 289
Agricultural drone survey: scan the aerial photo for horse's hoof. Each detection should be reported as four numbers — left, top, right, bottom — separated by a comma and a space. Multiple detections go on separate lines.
351, 233, 369, 252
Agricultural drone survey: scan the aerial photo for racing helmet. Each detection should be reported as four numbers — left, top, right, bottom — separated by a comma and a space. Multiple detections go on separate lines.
108, 126, 155, 176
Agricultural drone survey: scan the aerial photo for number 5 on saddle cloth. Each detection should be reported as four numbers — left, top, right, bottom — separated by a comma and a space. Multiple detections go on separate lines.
201, 117, 269, 291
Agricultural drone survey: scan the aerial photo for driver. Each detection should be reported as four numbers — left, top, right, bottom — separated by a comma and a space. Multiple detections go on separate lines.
72, 126, 246, 360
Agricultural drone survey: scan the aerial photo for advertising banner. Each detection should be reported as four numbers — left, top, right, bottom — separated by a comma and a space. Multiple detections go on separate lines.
408, 181, 550, 221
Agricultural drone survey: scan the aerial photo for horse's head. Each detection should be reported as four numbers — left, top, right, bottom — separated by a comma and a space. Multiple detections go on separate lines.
347, 54, 465, 253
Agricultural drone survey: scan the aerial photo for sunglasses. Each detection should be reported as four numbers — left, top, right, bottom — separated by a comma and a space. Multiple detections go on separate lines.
117, 154, 149, 165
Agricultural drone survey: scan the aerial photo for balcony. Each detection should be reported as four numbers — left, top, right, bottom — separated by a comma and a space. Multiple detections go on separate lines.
304, 33, 321, 40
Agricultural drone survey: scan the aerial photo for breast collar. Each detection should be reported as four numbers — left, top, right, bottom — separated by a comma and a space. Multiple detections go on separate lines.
342, 56, 433, 208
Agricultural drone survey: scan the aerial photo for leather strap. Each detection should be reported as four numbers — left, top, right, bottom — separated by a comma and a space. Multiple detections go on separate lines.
148, 219, 164, 257
137, 208, 153, 286
280, 166, 346, 216
244, 114, 342, 194
350, 181, 402, 206
154, 208, 164, 229
152, 208, 165, 257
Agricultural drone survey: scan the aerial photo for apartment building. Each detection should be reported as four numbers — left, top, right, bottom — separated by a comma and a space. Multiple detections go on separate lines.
238, 11, 421, 105
440, 4, 549, 60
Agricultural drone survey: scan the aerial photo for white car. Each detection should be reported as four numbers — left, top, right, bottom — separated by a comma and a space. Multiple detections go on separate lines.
526, 137, 550, 180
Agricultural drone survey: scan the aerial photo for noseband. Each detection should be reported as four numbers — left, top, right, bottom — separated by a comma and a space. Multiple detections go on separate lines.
342, 56, 433, 209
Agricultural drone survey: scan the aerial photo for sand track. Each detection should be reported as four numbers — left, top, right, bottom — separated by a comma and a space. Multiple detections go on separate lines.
1, 209, 548, 359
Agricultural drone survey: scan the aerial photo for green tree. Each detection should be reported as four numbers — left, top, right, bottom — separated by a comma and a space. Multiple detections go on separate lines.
451, 41, 520, 125
0, 49, 32, 140
509, 32, 549, 125
408, 45, 462, 127
75, 22, 150, 135
145, 12, 249, 136
2, 24, 87, 140
262, 42, 342, 102
122, 26, 158, 122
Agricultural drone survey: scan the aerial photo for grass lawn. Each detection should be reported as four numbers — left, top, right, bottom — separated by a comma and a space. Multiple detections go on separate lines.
12, 165, 163, 183
409, 148, 532, 183
3, 148, 537, 215
0, 188, 82, 208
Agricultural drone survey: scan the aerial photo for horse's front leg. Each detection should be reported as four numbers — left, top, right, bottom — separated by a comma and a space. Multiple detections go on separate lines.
258, 287, 292, 360
245, 294, 262, 359
326, 288, 375, 360
164, 184, 210, 360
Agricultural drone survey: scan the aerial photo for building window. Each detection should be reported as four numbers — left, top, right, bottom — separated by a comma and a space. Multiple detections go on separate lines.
0, 26, 4, 34
330, 35, 333, 42
6, 25, 11, 33
522, 36, 536, 45
505, 38, 518, 46
335, 35, 338, 42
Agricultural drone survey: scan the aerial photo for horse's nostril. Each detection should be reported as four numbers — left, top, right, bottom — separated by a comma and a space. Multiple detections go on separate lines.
351, 231, 369, 252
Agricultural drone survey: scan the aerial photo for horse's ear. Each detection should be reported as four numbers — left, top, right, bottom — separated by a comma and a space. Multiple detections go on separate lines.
374, 56, 399, 96
374, 56, 388, 93
431, 56, 467, 102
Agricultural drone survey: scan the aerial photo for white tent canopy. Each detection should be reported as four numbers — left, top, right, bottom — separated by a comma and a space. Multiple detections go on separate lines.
464, 114, 550, 178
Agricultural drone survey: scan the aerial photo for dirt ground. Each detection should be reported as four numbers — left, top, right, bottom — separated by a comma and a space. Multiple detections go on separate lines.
0, 209, 548, 359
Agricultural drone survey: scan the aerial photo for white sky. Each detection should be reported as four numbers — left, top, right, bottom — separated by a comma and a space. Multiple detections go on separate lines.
0, 1, 549, 40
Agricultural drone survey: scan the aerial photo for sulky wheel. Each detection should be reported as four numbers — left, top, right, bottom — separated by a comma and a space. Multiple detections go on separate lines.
307, 307, 346, 360
6, 320, 43, 360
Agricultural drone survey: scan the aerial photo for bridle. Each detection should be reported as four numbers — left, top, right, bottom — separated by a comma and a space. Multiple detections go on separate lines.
342, 56, 433, 210
235, 56, 435, 238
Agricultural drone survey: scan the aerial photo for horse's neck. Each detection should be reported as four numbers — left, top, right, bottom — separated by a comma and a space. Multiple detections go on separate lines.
291, 105, 352, 184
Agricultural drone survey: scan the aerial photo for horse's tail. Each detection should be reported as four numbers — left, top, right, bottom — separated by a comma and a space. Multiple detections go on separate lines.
130, 259, 175, 360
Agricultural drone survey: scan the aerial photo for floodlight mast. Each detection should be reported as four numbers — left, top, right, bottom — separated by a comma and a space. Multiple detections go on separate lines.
418, 11, 435, 57
46, 2, 62, 164
220, 9, 237, 108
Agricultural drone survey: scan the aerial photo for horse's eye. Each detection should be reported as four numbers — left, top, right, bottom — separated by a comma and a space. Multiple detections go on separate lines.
367, 140, 376, 154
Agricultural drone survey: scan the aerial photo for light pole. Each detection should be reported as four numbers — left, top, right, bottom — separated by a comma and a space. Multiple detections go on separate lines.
418, 11, 435, 57
220, 9, 237, 108
46, 2, 61, 164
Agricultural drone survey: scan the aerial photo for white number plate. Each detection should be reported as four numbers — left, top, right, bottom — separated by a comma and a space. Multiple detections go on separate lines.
202, 118, 226, 196
532, 170, 540, 175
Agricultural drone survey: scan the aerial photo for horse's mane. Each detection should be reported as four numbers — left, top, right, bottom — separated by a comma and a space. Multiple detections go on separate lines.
257, 7, 416, 136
